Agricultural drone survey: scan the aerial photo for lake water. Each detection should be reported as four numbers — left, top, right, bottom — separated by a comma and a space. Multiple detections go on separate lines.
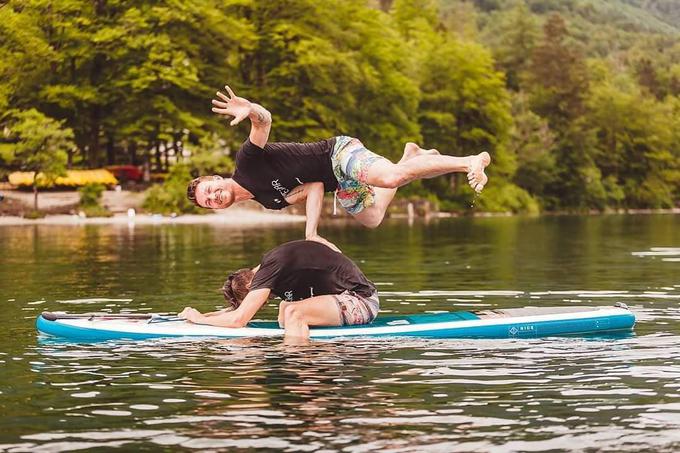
1, 215, 679, 452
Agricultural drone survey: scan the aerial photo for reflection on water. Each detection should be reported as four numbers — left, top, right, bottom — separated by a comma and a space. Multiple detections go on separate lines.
1, 215, 679, 451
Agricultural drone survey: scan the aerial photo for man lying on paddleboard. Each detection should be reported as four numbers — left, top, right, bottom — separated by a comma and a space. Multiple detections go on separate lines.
187, 84, 491, 251
178, 240, 378, 339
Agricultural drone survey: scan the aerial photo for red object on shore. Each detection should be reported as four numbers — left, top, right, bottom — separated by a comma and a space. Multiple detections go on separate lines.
106, 165, 143, 182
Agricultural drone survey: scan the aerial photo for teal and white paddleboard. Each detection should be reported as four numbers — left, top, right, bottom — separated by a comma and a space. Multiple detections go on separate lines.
36, 304, 635, 341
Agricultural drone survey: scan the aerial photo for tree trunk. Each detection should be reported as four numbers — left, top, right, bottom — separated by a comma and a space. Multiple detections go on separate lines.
378, 0, 393, 12
89, 106, 101, 167
154, 140, 162, 172
33, 185, 39, 211
178, 133, 183, 161
173, 132, 183, 163
143, 146, 151, 183
163, 140, 170, 170
106, 134, 115, 165
129, 141, 138, 165
88, 0, 105, 168
170, 136, 177, 165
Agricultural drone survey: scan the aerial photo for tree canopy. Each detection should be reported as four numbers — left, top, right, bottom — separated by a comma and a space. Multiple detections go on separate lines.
1, 0, 678, 212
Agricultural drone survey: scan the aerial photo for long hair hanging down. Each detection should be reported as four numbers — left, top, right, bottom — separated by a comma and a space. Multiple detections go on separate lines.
221, 268, 255, 310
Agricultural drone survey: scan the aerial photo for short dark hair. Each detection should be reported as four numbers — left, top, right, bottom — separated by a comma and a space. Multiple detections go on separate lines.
187, 175, 222, 207
222, 268, 256, 310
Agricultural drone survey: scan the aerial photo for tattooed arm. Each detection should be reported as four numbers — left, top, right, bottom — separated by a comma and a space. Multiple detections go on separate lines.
285, 182, 341, 253
246, 103, 272, 148
212, 85, 272, 148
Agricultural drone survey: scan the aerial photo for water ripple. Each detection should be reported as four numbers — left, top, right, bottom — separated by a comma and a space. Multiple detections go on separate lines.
3, 218, 680, 452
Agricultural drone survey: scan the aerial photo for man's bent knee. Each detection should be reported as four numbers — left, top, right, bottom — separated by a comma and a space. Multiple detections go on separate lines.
369, 166, 408, 189
283, 303, 303, 323
359, 215, 383, 229
354, 208, 385, 229
278, 301, 292, 326
375, 172, 406, 189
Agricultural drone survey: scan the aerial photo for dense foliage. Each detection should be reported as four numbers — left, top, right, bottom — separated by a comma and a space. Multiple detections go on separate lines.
0, 108, 73, 209
142, 164, 202, 215
1, 0, 678, 212
78, 183, 113, 217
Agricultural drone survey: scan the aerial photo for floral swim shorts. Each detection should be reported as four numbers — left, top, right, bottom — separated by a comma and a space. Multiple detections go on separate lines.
331, 136, 386, 215
333, 290, 380, 326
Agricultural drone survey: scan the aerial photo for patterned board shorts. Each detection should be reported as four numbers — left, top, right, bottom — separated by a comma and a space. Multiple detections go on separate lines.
333, 290, 380, 326
331, 136, 387, 215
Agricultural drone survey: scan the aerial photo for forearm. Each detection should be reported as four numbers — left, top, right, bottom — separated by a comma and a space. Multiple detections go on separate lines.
248, 103, 271, 127
248, 103, 272, 148
304, 183, 324, 238
203, 308, 230, 317
196, 310, 246, 328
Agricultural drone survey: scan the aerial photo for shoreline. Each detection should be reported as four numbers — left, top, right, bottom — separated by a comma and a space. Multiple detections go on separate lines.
2, 188, 678, 225
0, 206, 677, 227
0, 208, 306, 226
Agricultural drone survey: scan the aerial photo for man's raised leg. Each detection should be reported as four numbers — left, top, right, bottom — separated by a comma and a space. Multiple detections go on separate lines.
365, 144, 491, 192
353, 143, 488, 228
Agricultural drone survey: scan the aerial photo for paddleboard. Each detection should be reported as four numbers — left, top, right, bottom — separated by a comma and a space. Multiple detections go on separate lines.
35, 304, 635, 341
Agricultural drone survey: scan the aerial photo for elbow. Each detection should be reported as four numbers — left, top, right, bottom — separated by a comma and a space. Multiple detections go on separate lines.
233, 312, 249, 328
364, 218, 383, 229
301, 182, 324, 204
374, 169, 407, 189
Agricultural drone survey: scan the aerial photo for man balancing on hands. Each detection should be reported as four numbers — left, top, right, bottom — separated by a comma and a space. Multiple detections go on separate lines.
187, 85, 491, 248
178, 240, 378, 340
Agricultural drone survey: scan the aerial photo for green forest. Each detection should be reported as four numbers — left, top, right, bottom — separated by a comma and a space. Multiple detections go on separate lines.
1, 0, 679, 213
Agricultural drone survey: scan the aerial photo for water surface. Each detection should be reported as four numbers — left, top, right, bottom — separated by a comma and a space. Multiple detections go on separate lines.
1, 215, 679, 451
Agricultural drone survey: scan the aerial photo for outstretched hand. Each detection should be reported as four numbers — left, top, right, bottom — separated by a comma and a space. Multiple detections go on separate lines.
211, 85, 252, 126
178, 306, 206, 324
306, 234, 342, 254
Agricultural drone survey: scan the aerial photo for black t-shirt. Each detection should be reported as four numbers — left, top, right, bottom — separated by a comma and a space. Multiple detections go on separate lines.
232, 138, 337, 210
250, 240, 376, 301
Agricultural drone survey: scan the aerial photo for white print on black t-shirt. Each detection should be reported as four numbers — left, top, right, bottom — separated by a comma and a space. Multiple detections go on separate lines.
309, 286, 314, 297
284, 290, 293, 301
296, 177, 303, 185
271, 179, 289, 199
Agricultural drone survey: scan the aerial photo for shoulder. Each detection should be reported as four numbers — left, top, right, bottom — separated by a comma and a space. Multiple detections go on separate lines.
261, 241, 311, 263
264, 241, 300, 260
250, 252, 281, 290
287, 240, 341, 257
238, 139, 265, 158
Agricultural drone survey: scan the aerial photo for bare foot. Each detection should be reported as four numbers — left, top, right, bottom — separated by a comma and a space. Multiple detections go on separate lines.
467, 151, 491, 192
400, 142, 421, 163
400, 142, 440, 163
